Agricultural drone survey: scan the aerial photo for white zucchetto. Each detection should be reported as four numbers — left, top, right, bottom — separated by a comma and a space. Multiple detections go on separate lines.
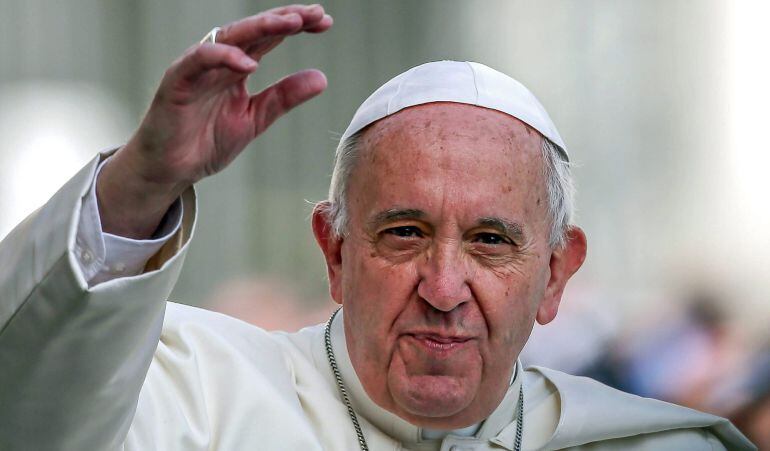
341, 60, 569, 160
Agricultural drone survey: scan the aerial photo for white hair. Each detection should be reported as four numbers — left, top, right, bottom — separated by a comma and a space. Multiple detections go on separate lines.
323, 127, 575, 249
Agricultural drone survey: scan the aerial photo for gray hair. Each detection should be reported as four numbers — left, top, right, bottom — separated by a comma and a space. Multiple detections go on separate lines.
324, 128, 575, 249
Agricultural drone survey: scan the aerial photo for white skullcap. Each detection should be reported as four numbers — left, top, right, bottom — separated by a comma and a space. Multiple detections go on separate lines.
340, 60, 568, 160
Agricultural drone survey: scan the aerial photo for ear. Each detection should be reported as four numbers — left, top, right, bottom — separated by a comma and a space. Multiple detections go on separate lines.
536, 226, 587, 325
312, 202, 344, 305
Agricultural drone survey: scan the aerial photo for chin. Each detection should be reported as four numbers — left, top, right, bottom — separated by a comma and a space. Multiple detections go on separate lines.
390, 373, 478, 420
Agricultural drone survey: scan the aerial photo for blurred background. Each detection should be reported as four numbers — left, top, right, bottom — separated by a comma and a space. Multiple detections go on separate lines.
1, 0, 768, 445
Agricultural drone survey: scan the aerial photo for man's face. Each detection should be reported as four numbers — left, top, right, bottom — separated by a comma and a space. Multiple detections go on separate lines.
314, 102, 583, 428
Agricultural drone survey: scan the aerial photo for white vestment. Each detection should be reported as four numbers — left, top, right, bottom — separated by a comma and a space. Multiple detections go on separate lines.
0, 155, 755, 450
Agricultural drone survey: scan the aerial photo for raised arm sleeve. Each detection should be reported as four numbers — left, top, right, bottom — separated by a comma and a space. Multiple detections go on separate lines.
0, 152, 196, 451
76, 157, 182, 287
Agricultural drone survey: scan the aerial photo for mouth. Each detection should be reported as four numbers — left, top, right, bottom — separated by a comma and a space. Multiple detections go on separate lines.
408, 333, 473, 353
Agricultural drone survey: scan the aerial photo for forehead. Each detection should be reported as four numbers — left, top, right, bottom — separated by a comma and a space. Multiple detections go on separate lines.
360, 102, 542, 166
348, 103, 549, 228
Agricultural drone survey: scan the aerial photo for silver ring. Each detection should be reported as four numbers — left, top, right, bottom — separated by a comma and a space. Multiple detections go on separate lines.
200, 26, 222, 44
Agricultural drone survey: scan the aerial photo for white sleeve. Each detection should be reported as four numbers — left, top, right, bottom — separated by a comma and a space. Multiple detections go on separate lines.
74, 157, 182, 286
0, 153, 195, 450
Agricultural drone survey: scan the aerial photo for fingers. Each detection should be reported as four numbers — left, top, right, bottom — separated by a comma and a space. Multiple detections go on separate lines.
169, 4, 331, 94
219, 13, 304, 47
264, 3, 332, 31
173, 43, 257, 86
217, 5, 332, 56
305, 14, 333, 33
264, 3, 325, 16
249, 69, 328, 135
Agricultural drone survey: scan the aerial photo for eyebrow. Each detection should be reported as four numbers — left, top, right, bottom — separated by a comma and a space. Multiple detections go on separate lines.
367, 210, 526, 240
477, 217, 526, 242
368, 208, 426, 228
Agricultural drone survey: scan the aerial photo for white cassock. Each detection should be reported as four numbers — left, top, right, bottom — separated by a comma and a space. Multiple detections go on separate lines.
0, 154, 755, 451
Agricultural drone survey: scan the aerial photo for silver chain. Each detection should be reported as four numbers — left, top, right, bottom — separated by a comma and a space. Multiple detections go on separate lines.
324, 308, 524, 451
514, 384, 524, 451
325, 309, 370, 450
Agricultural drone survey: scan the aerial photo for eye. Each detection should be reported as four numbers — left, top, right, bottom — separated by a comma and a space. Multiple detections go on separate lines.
473, 232, 513, 246
383, 226, 424, 238
375, 225, 428, 258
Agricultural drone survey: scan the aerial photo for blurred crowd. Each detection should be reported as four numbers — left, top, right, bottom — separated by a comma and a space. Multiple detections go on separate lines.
205, 277, 769, 448
524, 287, 770, 449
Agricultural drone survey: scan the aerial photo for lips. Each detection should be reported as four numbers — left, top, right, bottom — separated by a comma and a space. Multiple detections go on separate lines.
409, 333, 473, 353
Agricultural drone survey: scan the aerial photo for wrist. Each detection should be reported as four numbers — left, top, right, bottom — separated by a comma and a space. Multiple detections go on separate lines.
96, 146, 189, 239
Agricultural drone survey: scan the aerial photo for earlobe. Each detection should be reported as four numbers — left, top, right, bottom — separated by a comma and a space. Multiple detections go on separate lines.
536, 226, 587, 325
311, 202, 344, 304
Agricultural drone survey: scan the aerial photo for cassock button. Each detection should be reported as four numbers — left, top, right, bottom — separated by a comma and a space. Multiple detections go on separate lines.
80, 248, 93, 264
111, 262, 126, 274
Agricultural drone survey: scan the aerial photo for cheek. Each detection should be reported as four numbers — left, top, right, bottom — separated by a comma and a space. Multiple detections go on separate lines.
481, 302, 537, 374
343, 240, 419, 301
341, 245, 420, 350
478, 263, 548, 350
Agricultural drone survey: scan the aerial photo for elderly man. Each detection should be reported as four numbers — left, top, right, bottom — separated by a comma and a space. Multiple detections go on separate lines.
0, 5, 754, 451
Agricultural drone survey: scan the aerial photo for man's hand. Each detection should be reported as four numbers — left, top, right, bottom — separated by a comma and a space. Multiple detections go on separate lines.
97, 4, 332, 239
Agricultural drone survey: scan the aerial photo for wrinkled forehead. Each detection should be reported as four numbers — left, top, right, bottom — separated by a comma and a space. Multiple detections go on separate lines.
348, 103, 550, 207
346, 102, 552, 230
360, 102, 545, 160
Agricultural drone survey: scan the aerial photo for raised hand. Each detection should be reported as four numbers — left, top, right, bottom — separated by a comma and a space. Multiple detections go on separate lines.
97, 4, 333, 239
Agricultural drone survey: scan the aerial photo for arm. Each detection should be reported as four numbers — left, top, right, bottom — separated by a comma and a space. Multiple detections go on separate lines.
0, 5, 332, 450
0, 155, 193, 451
78, 156, 183, 287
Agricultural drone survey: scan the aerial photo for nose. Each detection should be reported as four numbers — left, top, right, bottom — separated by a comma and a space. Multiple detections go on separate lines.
416, 243, 472, 312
